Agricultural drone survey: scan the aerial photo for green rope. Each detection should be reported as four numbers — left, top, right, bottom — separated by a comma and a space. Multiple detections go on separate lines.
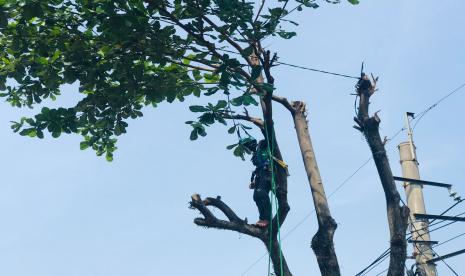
264, 120, 284, 276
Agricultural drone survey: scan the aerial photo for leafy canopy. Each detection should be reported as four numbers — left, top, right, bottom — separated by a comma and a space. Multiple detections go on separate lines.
0, 0, 357, 161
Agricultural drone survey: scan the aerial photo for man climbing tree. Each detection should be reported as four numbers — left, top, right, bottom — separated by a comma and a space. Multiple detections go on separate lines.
250, 140, 272, 227
249, 139, 273, 227
246, 138, 289, 228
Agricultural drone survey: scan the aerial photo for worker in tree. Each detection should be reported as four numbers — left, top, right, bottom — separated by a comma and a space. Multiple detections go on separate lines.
244, 138, 272, 228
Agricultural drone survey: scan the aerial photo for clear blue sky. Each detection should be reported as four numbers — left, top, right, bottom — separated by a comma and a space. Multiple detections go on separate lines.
1, 1, 465, 275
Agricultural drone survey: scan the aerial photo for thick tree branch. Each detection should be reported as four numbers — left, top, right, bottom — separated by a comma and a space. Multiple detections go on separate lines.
272, 94, 294, 114
288, 100, 340, 275
355, 73, 410, 276
189, 194, 292, 275
250, 90, 295, 114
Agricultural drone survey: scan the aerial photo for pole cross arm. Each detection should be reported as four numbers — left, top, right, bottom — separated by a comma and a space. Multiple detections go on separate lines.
407, 240, 438, 245
414, 213, 465, 222
427, 248, 465, 264
393, 176, 452, 188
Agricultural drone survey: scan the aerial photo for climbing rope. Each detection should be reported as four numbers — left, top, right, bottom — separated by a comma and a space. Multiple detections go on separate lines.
263, 120, 284, 276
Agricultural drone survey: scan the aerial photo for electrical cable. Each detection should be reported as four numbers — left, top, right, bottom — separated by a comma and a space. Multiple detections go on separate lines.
434, 232, 465, 248
413, 83, 465, 130
360, 253, 390, 276
374, 267, 389, 276
354, 182, 464, 275
213, 48, 361, 80
354, 248, 389, 276
404, 199, 461, 276
275, 61, 360, 79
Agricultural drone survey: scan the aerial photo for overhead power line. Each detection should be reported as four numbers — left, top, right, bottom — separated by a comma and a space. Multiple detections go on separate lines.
275, 61, 360, 79
214, 48, 361, 80
435, 232, 465, 248
413, 83, 465, 129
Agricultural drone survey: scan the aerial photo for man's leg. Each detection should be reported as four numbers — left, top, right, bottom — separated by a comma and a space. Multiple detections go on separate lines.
253, 175, 272, 227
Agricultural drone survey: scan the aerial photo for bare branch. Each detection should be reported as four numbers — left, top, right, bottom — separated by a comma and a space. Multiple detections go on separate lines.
190, 194, 264, 239
254, 0, 266, 23
168, 60, 215, 72
273, 95, 294, 113
220, 112, 264, 128
249, 90, 295, 114
204, 196, 242, 223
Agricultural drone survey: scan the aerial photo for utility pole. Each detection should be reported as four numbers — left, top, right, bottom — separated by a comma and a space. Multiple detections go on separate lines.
398, 112, 437, 276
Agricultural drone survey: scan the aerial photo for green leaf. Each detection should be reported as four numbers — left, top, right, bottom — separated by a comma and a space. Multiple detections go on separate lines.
242, 94, 258, 106
215, 100, 228, 109
277, 30, 297, 39
199, 113, 215, 125
80, 141, 90, 150
228, 126, 236, 134
233, 144, 245, 160
106, 153, 114, 162
36, 129, 44, 139
19, 128, 37, 137
52, 131, 61, 138
197, 126, 207, 137
189, 105, 208, 112
226, 143, 237, 150
192, 70, 202, 81
230, 96, 242, 106
241, 46, 254, 57
347, 0, 360, 4
0, 10, 7, 29
190, 129, 198, 140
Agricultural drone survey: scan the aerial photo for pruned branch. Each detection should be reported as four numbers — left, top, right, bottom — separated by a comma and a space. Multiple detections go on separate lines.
190, 193, 292, 275
190, 194, 266, 239
273, 95, 294, 114
203, 196, 243, 223
290, 100, 341, 275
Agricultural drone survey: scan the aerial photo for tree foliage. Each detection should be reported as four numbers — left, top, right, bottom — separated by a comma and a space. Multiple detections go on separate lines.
0, 0, 357, 161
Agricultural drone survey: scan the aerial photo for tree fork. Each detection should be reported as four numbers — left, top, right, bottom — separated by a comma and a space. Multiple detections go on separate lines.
354, 74, 410, 276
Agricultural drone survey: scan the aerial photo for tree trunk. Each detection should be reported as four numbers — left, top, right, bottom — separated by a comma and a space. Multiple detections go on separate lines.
355, 74, 410, 276
291, 101, 341, 276
264, 238, 292, 276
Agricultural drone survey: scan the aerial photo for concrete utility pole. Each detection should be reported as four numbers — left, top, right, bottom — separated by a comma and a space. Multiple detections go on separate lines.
398, 112, 437, 276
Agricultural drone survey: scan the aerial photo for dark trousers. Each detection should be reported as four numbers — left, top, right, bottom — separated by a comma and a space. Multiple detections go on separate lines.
253, 170, 272, 221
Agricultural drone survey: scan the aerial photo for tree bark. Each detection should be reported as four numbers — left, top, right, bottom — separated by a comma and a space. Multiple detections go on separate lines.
265, 239, 292, 276
354, 74, 410, 276
291, 101, 340, 276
